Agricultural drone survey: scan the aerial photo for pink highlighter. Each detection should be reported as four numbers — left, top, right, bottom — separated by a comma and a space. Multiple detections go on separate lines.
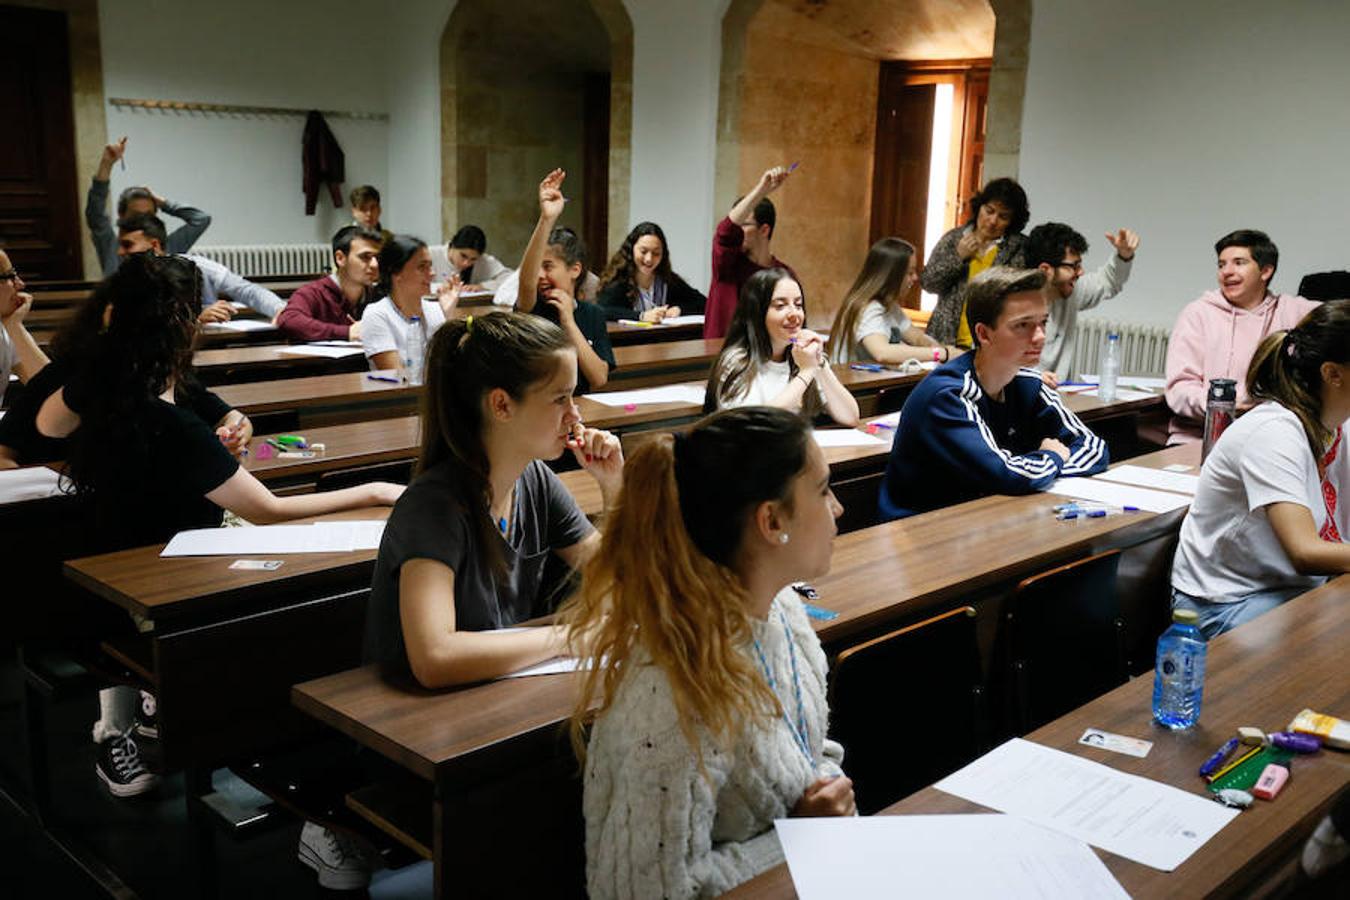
1252, 761, 1290, 800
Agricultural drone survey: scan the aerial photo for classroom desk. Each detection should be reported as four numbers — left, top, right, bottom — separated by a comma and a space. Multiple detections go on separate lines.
193, 344, 367, 384
606, 319, 704, 345
602, 338, 723, 389
291, 442, 1199, 898
724, 573, 1350, 900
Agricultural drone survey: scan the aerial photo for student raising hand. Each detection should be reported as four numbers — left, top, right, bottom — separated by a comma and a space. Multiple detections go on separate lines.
539, 168, 566, 220
1105, 228, 1140, 261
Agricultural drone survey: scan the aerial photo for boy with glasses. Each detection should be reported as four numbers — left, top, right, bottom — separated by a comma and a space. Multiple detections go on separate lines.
1024, 222, 1139, 384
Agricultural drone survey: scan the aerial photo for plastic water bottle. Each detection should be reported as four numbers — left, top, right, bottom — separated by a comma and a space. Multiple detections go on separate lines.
1152, 608, 1207, 730
1201, 378, 1237, 462
404, 315, 426, 386
1099, 333, 1121, 402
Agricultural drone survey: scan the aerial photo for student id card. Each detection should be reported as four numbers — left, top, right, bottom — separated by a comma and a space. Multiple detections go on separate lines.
229, 559, 284, 571
1079, 728, 1153, 758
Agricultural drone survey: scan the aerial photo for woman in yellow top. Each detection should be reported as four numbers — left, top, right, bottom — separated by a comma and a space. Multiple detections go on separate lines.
922, 178, 1030, 348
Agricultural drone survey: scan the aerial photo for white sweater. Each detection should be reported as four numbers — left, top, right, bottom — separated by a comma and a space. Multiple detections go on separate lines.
584, 587, 845, 899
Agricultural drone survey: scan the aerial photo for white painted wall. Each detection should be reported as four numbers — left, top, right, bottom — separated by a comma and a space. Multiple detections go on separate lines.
1019, 0, 1350, 327
99, 0, 391, 246
621, 0, 728, 290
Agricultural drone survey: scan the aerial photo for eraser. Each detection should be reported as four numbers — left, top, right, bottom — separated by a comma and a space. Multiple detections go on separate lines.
1237, 727, 1266, 746
1214, 788, 1254, 809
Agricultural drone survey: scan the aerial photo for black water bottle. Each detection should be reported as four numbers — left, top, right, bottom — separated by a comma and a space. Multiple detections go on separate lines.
1201, 378, 1237, 461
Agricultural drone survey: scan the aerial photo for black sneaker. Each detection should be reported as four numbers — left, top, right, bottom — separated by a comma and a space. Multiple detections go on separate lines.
96, 733, 159, 798
134, 689, 159, 740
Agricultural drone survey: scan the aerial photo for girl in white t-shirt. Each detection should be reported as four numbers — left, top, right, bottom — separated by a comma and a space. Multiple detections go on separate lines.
827, 237, 961, 366
705, 268, 860, 426
1170, 299, 1350, 636
362, 235, 461, 373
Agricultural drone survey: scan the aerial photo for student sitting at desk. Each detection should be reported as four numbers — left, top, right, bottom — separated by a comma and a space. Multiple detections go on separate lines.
878, 267, 1108, 519
436, 224, 512, 292
513, 168, 615, 393
705, 268, 860, 427
360, 234, 460, 373
116, 214, 285, 323
827, 236, 959, 366
277, 225, 382, 342
564, 406, 855, 899
0, 247, 46, 412
596, 221, 707, 323
33, 254, 403, 801
1170, 299, 1350, 637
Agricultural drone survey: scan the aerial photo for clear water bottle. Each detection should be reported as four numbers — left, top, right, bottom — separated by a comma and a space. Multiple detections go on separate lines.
1099, 333, 1121, 402
404, 315, 426, 386
1152, 608, 1207, 730
1201, 378, 1237, 461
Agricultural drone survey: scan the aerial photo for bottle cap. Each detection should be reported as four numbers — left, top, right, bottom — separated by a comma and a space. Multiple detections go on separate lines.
1172, 608, 1200, 625
1208, 378, 1237, 402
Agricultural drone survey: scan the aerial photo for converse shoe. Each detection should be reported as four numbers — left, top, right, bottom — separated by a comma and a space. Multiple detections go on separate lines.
95, 733, 159, 798
1302, 814, 1350, 879
134, 690, 159, 740
297, 821, 374, 890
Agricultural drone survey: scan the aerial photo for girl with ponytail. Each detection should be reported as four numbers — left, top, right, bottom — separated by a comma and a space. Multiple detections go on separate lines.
1171, 299, 1350, 637
564, 406, 855, 899
363, 311, 624, 688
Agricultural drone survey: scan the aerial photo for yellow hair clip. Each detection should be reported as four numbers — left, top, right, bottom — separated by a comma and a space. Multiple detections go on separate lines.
466, 314, 474, 332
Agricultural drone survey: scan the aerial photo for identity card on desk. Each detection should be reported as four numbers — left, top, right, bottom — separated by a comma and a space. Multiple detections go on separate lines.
775, 814, 1128, 899
935, 738, 1238, 871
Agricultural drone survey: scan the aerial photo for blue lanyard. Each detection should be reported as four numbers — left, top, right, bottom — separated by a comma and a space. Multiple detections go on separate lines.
751, 607, 813, 765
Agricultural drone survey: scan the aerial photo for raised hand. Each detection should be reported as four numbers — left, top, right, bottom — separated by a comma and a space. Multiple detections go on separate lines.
539, 168, 567, 221
758, 164, 793, 195
1105, 228, 1140, 261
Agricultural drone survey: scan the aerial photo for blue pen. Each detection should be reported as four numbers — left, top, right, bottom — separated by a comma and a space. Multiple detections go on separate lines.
1199, 737, 1240, 777
1060, 380, 1097, 387
850, 363, 884, 372
366, 373, 400, 383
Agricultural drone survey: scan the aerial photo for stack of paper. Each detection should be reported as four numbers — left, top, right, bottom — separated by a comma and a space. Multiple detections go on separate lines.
583, 385, 706, 407
161, 520, 386, 557
0, 466, 64, 505
203, 319, 275, 333
812, 429, 888, 449
1047, 477, 1191, 512
1094, 464, 1199, 495
776, 814, 1129, 899
279, 345, 366, 359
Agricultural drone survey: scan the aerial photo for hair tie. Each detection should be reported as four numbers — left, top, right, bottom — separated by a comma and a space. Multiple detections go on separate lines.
1283, 329, 1297, 358
465, 314, 474, 332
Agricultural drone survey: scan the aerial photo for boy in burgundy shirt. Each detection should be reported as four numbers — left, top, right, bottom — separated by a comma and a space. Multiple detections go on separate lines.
277, 225, 382, 341
704, 165, 795, 338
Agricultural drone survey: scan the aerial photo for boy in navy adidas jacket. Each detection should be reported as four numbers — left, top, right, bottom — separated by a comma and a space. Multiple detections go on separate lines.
880, 267, 1108, 519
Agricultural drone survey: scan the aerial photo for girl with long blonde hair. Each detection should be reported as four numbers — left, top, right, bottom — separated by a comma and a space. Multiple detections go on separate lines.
563, 406, 855, 899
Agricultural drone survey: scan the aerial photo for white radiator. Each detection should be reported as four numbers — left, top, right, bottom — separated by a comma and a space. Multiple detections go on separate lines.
191, 243, 330, 278
1073, 317, 1171, 378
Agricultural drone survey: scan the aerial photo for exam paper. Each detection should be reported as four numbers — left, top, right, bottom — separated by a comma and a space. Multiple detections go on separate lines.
1077, 387, 1157, 402
0, 466, 64, 505
161, 521, 387, 556
660, 314, 705, 326
1094, 464, 1200, 495
278, 345, 366, 359
935, 738, 1238, 871
812, 428, 888, 448
1076, 374, 1168, 391
776, 814, 1128, 900
500, 656, 594, 679
1048, 477, 1192, 513
203, 319, 276, 333
582, 385, 706, 407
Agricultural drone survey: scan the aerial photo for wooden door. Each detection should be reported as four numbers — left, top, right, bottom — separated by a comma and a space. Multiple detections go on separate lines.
870, 65, 934, 309
0, 5, 81, 280
956, 69, 990, 216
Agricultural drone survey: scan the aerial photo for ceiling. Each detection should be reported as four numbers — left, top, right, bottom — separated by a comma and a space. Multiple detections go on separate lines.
753, 0, 995, 61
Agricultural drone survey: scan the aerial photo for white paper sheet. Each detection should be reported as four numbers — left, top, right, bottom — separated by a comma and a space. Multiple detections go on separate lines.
1047, 477, 1192, 512
310, 340, 365, 348
1094, 464, 1200, 495
659, 314, 705, 326
935, 738, 1238, 871
1076, 387, 1157, 402
867, 411, 902, 429
161, 521, 386, 557
1074, 375, 1168, 391
278, 345, 366, 359
776, 814, 1129, 900
812, 429, 888, 448
582, 385, 706, 407
500, 656, 594, 679
203, 319, 276, 333
0, 466, 64, 505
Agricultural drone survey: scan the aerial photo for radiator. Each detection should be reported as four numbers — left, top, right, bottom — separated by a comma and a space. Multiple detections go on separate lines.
191, 243, 331, 278
1073, 317, 1171, 378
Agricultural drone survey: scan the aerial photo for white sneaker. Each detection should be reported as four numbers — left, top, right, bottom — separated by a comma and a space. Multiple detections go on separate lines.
1302, 814, 1350, 879
297, 821, 375, 890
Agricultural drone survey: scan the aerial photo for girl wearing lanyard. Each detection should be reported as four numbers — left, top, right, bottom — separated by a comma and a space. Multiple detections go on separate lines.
565, 406, 855, 899
596, 221, 707, 323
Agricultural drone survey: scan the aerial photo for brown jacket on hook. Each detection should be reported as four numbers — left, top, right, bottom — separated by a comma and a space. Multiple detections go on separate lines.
302, 111, 345, 214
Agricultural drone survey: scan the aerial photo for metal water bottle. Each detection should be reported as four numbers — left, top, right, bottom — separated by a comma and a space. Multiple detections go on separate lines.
1201, 378, 1237, 461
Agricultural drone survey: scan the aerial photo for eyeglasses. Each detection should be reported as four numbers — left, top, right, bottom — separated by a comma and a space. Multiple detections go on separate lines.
1056, 260, 1084, 273
0, 270, 19, 282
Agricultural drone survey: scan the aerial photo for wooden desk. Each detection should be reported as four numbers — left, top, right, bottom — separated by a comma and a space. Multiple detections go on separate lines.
725, 574, 1350, 899
292, 443, 1199, 898
193, 345, 367, 384
604, 338, 722, 389
607, 320, 704, 345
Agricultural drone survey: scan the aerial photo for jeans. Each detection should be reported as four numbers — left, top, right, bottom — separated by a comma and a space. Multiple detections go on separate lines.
1170, 585, 1309, 639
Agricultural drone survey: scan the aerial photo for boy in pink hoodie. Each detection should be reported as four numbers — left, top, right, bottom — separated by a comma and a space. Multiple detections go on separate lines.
1164, 229, 1319, 444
